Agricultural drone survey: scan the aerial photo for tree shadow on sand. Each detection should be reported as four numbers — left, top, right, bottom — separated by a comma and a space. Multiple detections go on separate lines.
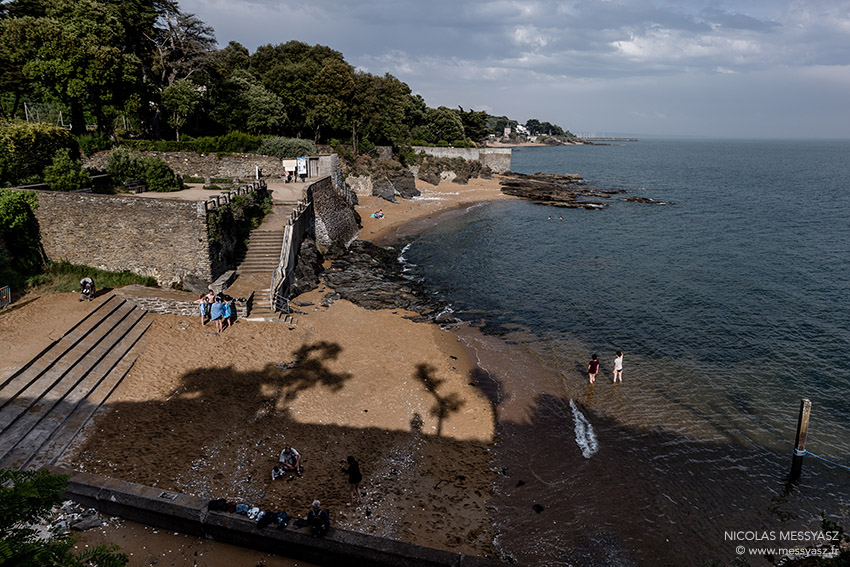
412, 363, 465, 437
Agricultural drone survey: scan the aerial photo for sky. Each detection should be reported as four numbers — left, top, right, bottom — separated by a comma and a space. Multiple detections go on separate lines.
181, 0, 850, 139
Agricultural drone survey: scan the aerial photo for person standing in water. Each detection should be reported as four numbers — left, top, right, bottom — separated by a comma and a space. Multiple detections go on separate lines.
587, 354, 599, 384
613, 351, 623, 383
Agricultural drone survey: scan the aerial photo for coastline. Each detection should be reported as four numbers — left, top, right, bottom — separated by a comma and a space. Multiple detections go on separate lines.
37, 176, 517, 563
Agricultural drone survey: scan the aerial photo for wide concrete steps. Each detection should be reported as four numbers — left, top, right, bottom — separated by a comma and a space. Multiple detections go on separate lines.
238, 229, 284, 275
0, 296, 152, 470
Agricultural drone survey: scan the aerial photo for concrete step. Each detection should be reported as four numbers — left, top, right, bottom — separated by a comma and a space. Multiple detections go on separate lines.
0, 296, 152, 471
0, 304, 147, 458
1, 313, 153, 470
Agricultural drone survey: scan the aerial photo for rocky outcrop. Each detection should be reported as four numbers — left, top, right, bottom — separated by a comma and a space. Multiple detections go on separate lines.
499, 172, 621, 209
312, 179, 361, 255
414, 156, 492, 186
288, 238, 323, 298
321, 240, 448, 321
371, 169, 419, 202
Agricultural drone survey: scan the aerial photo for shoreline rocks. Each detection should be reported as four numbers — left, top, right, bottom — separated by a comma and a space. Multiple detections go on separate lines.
500, 172, 673, 208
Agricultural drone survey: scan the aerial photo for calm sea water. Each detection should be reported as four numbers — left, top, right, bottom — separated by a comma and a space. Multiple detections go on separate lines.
404, 139, 850, 566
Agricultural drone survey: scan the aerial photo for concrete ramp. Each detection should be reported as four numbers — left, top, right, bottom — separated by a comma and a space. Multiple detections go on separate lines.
0, 295, 152, 470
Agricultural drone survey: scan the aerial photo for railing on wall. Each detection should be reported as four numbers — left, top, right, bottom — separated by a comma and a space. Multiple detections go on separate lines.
269, 178, 324, 314
202, 179, 267, 212
0, 286, 10, 309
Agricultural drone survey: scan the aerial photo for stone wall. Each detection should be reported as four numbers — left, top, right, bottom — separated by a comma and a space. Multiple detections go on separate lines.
26, 189, 212, 286
311, 177, 361, 254
411, 147, 512, 173
84, 151, 341, 183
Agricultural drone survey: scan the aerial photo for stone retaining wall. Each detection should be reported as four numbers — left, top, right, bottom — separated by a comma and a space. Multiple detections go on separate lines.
26, 189, 212, 286
50, 466, 501, 567
84, 151, 340, 184
411, 147, 511, 173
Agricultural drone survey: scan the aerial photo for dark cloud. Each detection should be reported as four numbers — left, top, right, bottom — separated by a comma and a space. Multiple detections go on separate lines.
182, 0, 850, 137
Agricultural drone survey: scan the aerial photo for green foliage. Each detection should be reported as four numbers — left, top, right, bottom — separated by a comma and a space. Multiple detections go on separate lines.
122, 132, 264, 154
0, 120, 78, 187
203, 185, 222, 191
27, 261, 157, 292
209, 178, 233, 184
0, 468, 128, 567
182, 176, 204, 184
207, 191, 271, 265
77, 132, 113, 156
43, 150, 92, 192
258, 136, 316, 158
0, 189, 42, 280
161, 79, 202, 141
106, 148, 179, 192
426, 106, 465, 145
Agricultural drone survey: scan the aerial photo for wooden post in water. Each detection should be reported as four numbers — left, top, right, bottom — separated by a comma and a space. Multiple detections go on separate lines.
790, 398, 812, 482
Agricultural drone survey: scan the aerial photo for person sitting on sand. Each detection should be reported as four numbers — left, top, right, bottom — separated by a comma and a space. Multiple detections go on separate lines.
271, 464, 286, 481
279, 446, 303, 476
372, 209, 384, 219
340, 455, 363, 506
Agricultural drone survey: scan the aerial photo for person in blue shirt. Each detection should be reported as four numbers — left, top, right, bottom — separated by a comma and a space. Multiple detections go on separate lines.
209, 296, 224, 333
221, 298, 232, 331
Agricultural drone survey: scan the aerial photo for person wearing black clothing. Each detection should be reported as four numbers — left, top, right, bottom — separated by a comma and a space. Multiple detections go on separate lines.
340, 455, 363, 505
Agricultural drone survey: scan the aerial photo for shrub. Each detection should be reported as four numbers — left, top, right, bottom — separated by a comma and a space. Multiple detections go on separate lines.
106, 148, 179, 192
258, 136, 316, 158
78, 132, 113, 156
210, 178, 233, 184
43, 150, 92, 192
141, 156, 179, 192
203, 185, 222, 191
0, 189, 42, 279
0, 120, 78, 187
436, 140, 450, 147
182, 176, 204, 184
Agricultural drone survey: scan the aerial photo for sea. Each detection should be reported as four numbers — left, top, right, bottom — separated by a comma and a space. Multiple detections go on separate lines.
401, 139, 850, 566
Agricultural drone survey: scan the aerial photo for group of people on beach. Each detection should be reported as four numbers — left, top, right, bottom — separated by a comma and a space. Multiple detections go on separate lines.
264, 446, 364, 537
194, 290, 235, 333
587, 351, 624, 384
271, 446, 363, 507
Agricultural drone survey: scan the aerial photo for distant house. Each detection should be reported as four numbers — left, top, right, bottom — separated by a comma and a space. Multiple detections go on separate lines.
516, 124, 529, 135
503, 126, 511, 137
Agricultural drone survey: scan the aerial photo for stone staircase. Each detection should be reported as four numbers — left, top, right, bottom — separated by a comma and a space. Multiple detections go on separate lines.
0, 296, 152, 471
238, 230, 284, 275
244, 289, 298, 326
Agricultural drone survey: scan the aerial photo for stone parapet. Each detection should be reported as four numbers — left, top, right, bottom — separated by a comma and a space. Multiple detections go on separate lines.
49, 466, 503, 567
411, 147, 511, 173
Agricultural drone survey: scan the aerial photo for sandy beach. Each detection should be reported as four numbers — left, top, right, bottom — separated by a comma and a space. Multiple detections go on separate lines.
0, 175, 517, 564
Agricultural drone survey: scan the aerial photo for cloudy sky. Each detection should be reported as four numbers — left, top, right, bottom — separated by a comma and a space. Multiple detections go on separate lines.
182, 0, 850, 139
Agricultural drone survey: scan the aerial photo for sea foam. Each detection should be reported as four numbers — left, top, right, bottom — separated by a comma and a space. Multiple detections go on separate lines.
569, 399, 598, 458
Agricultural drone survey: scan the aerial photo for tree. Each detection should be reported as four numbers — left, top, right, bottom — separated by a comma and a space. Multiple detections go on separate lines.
214, 70, 285, 135
350, 72, 412, 153
457, 106, 489, 143
306, 59, 354, 143
0, 468, 128, 567
161, 79, 201, 141
525, 118, 542, 135
0, 0, 142, 134
0, 189, 42, 276
426, 106, 465, 144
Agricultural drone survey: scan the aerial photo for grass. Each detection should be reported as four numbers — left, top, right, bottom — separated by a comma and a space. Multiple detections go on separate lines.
27, 261, 158, 294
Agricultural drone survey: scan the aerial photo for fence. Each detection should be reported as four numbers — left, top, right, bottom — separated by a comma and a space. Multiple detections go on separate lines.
0, 286, 10, 309
201, 179, 268, 213
269, 193, 316, 313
